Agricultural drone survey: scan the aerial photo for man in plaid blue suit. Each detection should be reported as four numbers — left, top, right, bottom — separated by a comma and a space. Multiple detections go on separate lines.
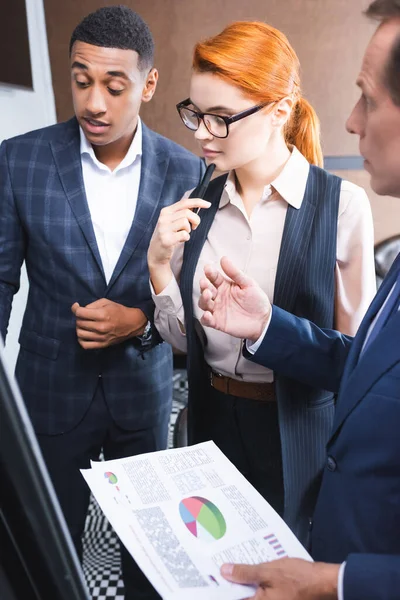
0, 6, 204, 599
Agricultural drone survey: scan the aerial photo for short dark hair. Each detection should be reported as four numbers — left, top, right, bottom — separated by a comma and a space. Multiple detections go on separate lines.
69, 5, 154, 72
366, 0, 400, 105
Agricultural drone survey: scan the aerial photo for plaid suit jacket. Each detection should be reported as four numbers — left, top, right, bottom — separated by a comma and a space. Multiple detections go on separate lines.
0, 117, 204, 434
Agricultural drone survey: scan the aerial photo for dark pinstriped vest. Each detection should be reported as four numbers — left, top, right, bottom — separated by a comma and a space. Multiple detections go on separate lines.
180, 165, 342, 542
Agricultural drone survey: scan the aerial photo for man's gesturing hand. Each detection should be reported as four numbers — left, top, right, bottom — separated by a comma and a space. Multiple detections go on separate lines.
198, 256, 272, 342
71, 299, 147, 349
220, 558, 339, 600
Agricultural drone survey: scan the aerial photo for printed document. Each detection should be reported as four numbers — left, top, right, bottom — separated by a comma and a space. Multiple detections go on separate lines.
81, 441, 311, 600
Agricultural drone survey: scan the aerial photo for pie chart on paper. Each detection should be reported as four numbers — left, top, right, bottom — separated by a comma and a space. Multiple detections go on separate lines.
104, 471, 118, 485
179, 496, 227, 542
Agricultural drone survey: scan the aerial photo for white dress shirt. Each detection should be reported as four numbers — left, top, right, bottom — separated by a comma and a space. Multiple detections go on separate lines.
338, 562, 346, 600
80, 119, 142, 283
153, 146, 376, 382
361, 279, 400, 352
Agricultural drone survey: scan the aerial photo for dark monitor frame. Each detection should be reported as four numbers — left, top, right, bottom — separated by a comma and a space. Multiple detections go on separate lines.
0, 342, 90, 600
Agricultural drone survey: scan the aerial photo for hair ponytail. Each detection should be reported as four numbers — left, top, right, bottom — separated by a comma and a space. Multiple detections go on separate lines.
285, 97, 323, 167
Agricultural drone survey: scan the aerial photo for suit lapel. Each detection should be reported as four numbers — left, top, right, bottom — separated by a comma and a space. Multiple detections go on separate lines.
273, 173, 317, 311
50, 118, 105, 279
330, 254, 400, 440
106, 125, 169, 291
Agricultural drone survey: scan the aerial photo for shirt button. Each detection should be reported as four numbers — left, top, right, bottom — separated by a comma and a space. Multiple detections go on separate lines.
98, 373, 102, 378
326, 456, 337, 472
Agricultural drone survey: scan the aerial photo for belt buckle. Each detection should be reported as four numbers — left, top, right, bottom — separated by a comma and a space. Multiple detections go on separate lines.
210, 370, 223, 388
209, 369, 214, 387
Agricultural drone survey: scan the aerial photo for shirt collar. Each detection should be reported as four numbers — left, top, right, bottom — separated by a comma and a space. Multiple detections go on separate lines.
79, 117, 142, 173
222, 146, 310, 209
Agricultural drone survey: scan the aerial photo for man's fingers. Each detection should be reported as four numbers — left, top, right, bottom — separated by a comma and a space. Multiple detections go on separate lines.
84, 298, 109, 309
76, 320, 96, 333
72, 301, 108, 319
198, 288, 215, 312
220, 563, 266, 585
203, 258, 251, 290
200, 311, 217, 328
78, 339, 106, 350
203, 263, 226, 288
76, 319, 107, 334
220, 256, 252, 288
76, 327, 105, 341
199, 276, 217, 295
73, 306, 104, 321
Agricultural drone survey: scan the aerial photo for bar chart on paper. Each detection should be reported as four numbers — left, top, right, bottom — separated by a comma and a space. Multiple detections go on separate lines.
263, 533, 287, 558
179, 496, 227, 542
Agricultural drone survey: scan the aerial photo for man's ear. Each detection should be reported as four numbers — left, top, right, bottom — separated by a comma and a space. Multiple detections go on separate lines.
141, 68, 158, 103
272, 96, 294, 128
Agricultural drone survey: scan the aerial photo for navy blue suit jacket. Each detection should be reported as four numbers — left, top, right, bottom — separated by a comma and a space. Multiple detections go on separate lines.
0, 117, 204, 435
248, 253, 400, 599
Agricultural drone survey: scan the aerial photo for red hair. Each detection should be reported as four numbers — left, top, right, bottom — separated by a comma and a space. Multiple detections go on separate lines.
193, 21, 323, 167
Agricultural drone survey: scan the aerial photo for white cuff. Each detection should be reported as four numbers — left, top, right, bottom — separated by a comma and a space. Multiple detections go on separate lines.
150, 275, 183, 315
245, 312, 272, 354
337, 562, 346, 600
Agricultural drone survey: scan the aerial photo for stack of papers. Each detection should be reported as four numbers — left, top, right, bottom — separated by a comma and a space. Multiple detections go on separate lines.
82, 441, 311, 600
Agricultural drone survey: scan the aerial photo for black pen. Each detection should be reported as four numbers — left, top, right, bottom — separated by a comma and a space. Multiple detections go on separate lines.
190, 163, 216, 214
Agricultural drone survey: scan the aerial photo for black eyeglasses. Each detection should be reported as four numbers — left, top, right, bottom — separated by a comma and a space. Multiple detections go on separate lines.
176, 98, 271, 138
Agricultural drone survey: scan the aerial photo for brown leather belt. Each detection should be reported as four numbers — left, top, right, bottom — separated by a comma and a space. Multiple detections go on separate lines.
209, 369, 275, 402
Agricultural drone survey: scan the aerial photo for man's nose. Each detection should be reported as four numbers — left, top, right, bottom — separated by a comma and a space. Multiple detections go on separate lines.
346, 114, 356, 135
86, 85, 107, 115
346, 101, 360, 136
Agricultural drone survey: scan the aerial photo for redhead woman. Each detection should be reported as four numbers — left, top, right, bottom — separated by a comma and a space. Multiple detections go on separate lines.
147, 22, 376, 543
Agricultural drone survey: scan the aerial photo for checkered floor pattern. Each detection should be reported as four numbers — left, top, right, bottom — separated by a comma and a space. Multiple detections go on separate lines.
82, 369, 188, 599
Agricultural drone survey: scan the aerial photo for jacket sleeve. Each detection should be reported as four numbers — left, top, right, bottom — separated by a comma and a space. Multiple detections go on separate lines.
244, 305, 353, 393
343, 553, 400, 600
0, 141, 26, 341
134, 298, 155, 322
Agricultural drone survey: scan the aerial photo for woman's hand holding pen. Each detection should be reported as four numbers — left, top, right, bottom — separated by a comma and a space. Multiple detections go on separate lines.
148, 197, 211, 294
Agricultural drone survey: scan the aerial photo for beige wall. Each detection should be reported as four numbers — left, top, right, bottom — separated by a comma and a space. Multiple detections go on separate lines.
333, 170, 400, 244
43, 0, 399, 243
